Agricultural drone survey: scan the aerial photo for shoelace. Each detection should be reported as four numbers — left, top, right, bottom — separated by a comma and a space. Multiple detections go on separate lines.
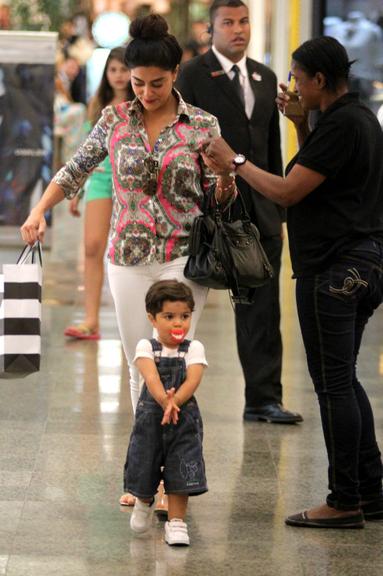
168, 519, 187, 531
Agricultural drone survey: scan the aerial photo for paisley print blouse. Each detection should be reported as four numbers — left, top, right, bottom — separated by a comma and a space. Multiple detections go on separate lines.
53, 91, 220, 266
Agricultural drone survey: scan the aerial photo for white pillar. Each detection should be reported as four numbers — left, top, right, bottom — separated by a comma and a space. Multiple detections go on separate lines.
270, 0, 291, 163
247, 0, 266, 62
270, 0, 313, 163
246, 0, 314, 161
301, 0, 313, 43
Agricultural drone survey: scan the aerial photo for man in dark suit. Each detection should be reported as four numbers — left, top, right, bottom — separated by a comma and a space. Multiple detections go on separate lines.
177, 0, 302, 423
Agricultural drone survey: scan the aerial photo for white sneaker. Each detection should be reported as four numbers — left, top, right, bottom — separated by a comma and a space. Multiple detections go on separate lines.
164, 519, 190, 546
130, 498, 155, 533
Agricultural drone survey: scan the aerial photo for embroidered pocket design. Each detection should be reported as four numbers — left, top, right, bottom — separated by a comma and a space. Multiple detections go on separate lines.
180, 458, 199, 486
329, 267, 368, 296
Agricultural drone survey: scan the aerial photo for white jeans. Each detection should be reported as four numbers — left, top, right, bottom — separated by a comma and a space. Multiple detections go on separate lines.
107, 256, 208, 411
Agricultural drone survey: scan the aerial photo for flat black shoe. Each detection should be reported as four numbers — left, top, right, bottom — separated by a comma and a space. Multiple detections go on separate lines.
285, 510, 365, 529
243, 403, 303, 424
361, 498, 383, 520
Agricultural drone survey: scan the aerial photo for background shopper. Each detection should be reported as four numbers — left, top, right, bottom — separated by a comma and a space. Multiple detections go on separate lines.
64, 47, 132, 340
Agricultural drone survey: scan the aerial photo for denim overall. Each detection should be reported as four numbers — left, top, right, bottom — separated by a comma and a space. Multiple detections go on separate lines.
124, 339, 207, 499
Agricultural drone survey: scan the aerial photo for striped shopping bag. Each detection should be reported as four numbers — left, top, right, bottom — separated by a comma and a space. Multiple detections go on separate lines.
0, 243, 42, 379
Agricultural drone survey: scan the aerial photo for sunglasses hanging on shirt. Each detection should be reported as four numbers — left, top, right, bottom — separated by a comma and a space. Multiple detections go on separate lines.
143, 155, 159, 196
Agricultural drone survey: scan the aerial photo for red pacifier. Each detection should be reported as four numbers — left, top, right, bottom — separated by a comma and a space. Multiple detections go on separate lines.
170, 329, 186, 343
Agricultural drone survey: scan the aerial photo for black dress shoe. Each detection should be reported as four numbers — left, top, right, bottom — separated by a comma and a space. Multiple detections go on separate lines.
243, 403, 303, 424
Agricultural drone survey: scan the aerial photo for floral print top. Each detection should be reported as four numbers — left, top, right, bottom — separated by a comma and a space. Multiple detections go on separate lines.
53, 91, 221, 266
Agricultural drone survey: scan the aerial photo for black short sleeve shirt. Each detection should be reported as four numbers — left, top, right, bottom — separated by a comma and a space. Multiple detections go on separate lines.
286, 93, 383, 277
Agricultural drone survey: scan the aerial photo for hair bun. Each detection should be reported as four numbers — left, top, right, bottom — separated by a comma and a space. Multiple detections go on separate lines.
129, 14, 169, 41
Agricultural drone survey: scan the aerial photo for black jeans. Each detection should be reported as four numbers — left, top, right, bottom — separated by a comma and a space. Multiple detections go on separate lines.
296, 238, 383, 510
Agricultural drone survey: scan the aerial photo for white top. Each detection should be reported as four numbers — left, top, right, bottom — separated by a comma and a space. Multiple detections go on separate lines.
212, 45, 255, 119
134, 339, 208, 367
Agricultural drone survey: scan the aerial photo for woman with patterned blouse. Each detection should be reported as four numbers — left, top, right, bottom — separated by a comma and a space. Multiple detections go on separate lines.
21, 18, 235, 424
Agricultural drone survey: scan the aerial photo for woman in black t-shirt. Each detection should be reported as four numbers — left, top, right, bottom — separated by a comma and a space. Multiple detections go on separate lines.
203, 36, 383, 529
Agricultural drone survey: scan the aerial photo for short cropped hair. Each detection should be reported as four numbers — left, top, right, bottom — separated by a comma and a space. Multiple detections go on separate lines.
292, 36, 353, 92
209, 0, 247, 24
145, 280, 195, 317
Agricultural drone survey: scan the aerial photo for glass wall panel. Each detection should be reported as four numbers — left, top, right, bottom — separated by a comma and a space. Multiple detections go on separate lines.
322, 0, 383, 123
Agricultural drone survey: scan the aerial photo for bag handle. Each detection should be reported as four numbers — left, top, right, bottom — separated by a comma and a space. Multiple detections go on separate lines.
204, 183, 252, 224
235, 190, 252, 223
200, 184, 216, 215
17, 242, 43, 266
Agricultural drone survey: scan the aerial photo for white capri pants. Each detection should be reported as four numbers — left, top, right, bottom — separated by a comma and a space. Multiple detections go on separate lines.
108, 256, 208, 411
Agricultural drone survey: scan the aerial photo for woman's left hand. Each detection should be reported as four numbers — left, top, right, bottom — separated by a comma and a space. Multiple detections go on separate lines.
201, 137, 236, 174
69, 195, 82, 217
21, 208, 47, 245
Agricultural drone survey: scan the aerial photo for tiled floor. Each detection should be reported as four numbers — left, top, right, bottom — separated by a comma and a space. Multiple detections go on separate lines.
1, 204, 382, 575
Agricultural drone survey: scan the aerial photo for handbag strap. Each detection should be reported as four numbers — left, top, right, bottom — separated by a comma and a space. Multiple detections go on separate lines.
210, 183, 252, 225
17, 242, 43, 266
218, 185, 252, 229
234, 189, 252, 223
200, 184, 216, 215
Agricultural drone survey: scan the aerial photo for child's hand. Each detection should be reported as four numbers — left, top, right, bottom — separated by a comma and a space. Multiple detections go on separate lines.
161, 388, 180, 426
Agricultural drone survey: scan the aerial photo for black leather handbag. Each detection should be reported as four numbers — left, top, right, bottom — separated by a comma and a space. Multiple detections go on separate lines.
184, 187, 274, 303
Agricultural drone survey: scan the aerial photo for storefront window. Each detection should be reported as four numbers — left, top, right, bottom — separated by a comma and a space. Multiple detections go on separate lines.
323, 0, 383, 124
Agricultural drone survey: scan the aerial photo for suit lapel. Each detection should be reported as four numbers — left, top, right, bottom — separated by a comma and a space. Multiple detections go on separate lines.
203, 50, 247, 117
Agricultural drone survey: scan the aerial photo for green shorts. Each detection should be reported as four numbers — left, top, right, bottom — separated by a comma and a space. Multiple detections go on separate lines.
85, 156, 113, 202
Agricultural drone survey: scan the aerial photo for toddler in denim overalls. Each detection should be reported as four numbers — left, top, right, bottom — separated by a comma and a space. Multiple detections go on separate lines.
125, 280, 207, 546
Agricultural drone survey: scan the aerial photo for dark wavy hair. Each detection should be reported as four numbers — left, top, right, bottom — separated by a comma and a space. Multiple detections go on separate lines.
145, 280, 195, 317
124, 14, 182, 71
292, 36, 354, 92
89, 47, 133, 125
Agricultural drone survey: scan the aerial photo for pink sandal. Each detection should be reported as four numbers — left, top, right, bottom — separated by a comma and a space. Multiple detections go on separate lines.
64, 324, 100, 341
155, 480, 168, 516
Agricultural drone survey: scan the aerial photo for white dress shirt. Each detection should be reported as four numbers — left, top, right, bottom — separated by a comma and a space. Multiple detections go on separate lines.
212, 45, 255, 118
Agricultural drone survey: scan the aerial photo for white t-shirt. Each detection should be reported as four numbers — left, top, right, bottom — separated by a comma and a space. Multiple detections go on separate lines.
134, 339, 208, 368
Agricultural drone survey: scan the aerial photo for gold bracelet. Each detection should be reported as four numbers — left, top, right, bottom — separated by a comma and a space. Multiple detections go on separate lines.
216, 181, 236, 194
215, 184, 236, 206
